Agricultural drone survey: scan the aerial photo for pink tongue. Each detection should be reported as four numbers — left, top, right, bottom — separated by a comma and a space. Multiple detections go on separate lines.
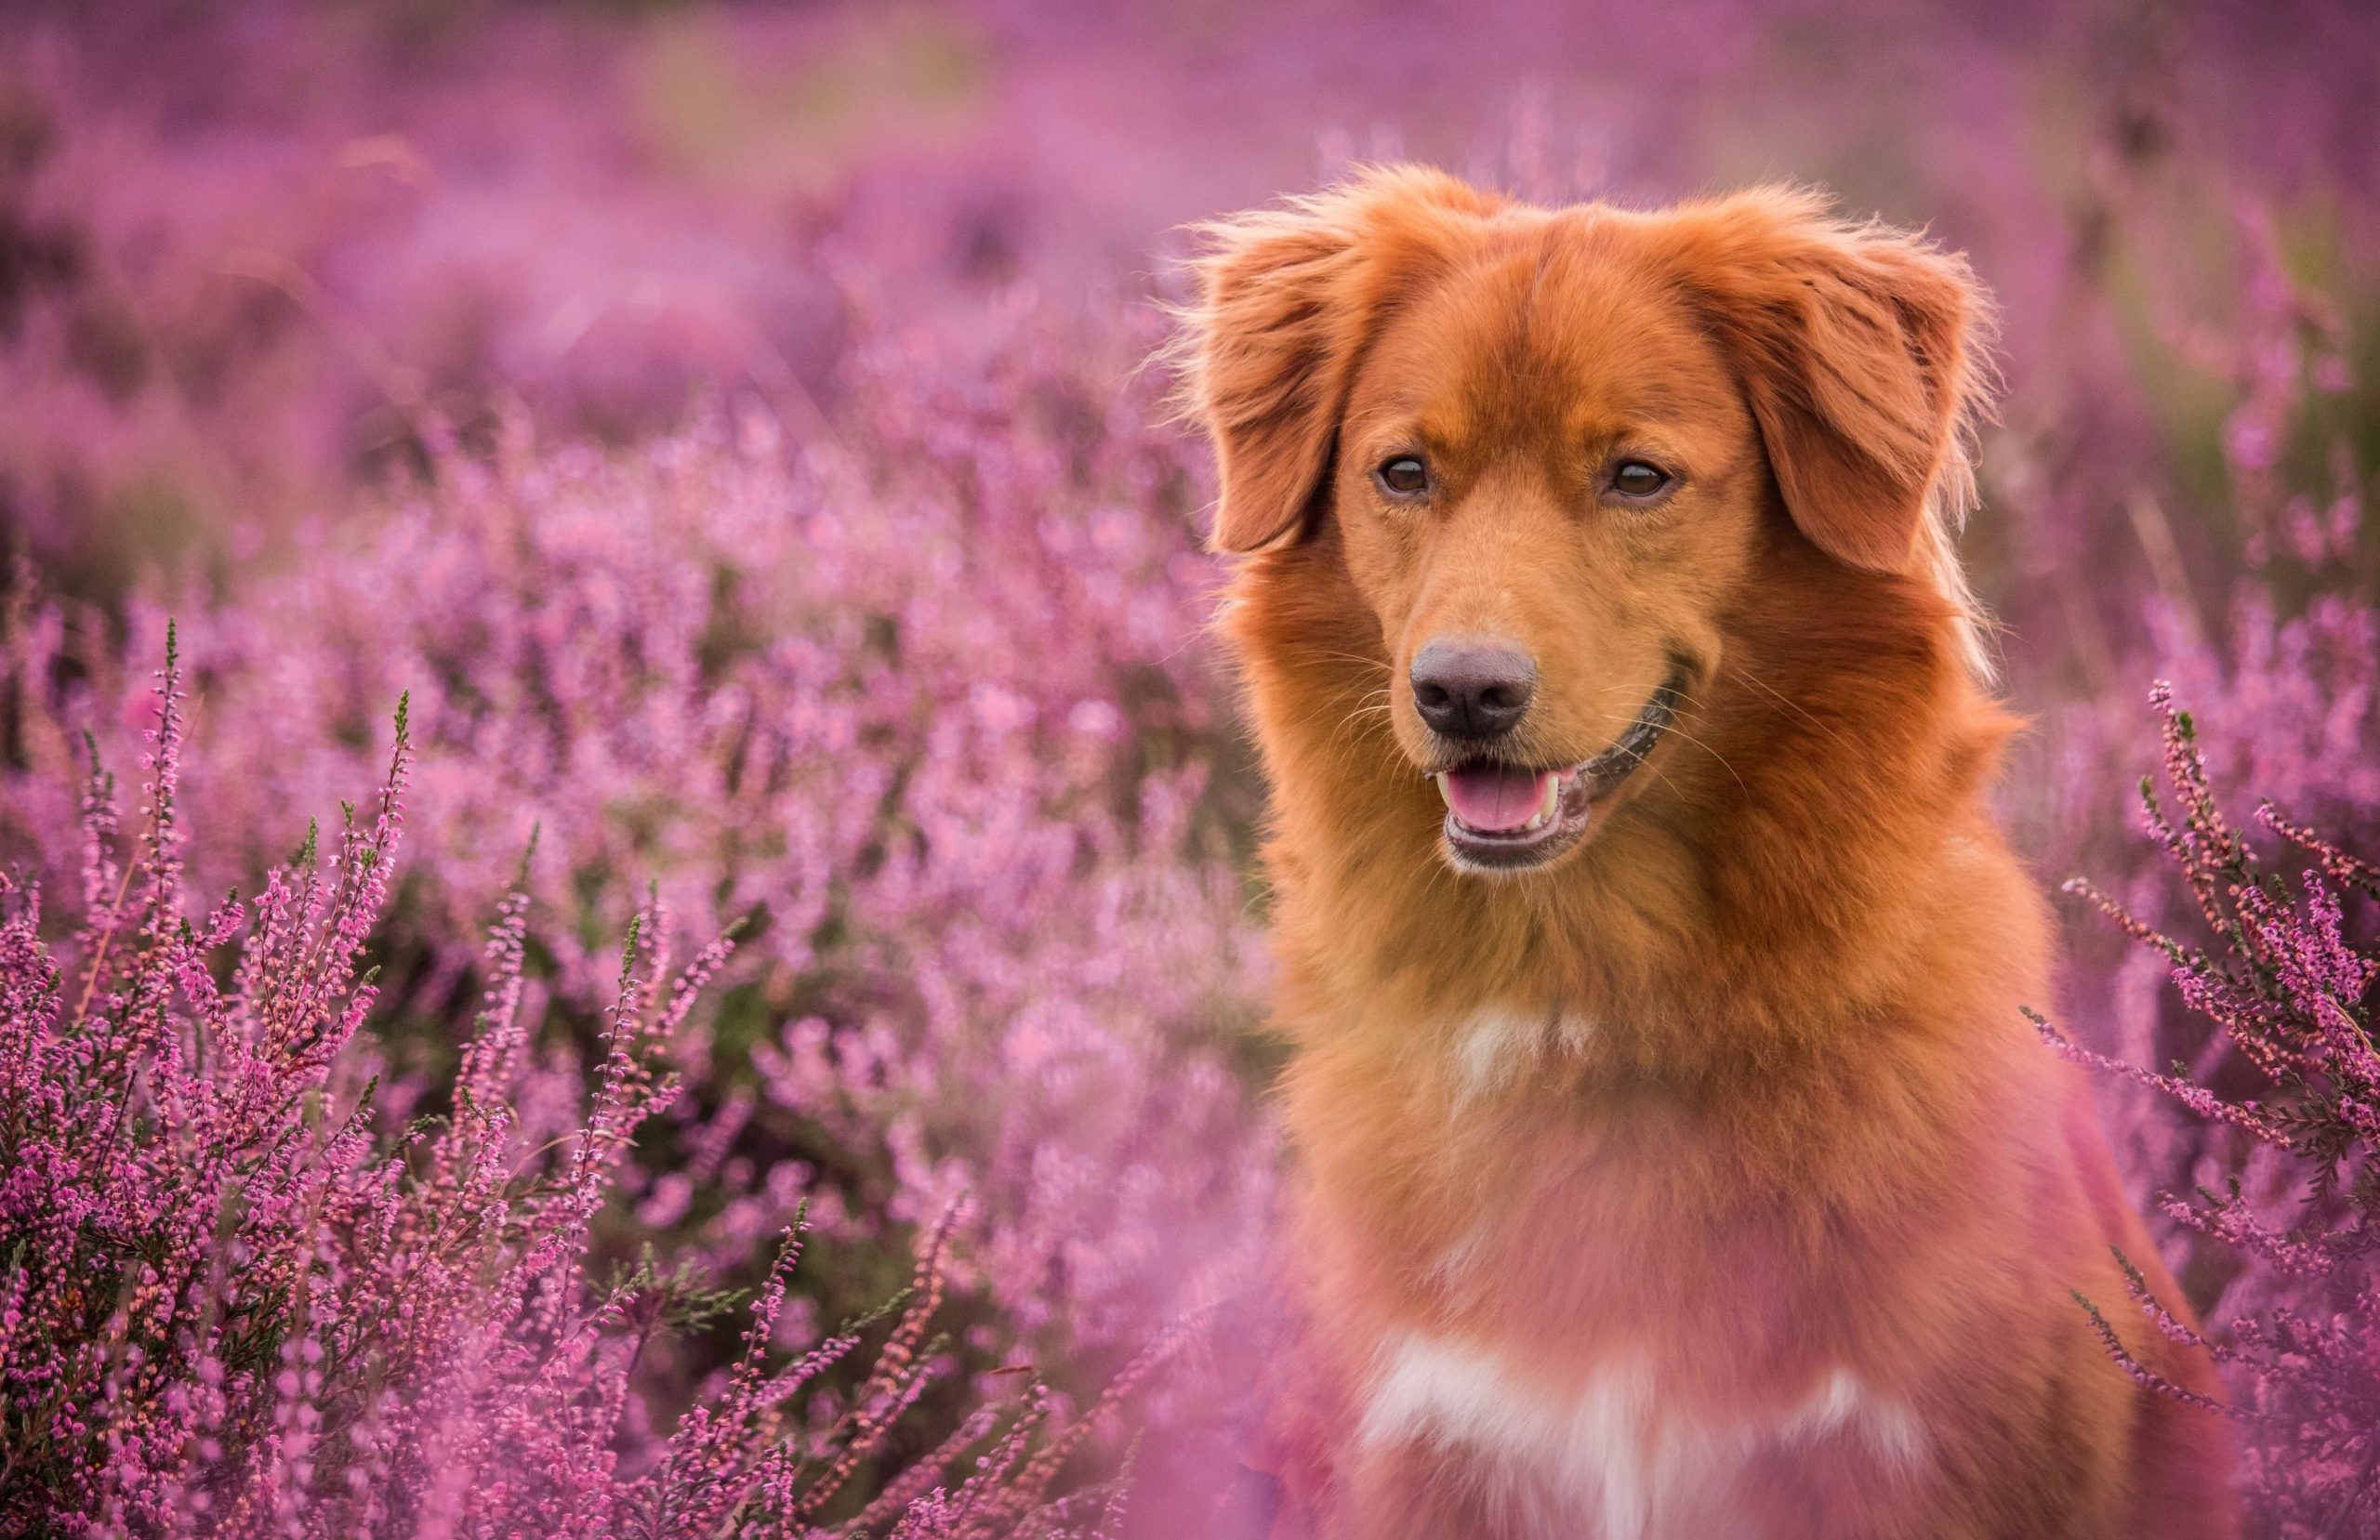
1443, 764, 1554, 832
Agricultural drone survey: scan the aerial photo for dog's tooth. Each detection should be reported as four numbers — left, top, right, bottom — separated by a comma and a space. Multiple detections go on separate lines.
1434, 772, 1452, 809
1538, 772, 1561, 822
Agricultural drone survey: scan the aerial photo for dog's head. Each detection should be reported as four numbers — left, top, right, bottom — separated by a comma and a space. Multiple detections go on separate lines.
1178, 167, 1990, 876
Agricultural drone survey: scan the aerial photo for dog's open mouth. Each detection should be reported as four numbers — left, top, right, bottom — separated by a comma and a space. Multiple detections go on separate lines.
1431, 673, 1682, 872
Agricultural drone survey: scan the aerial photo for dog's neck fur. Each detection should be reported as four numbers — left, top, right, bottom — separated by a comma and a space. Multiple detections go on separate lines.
1226, 520, 2025, 1088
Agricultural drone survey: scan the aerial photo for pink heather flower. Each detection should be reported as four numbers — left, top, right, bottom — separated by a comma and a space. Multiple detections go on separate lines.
2051, 684, 2380, 1534
0, 635, 1158, 1534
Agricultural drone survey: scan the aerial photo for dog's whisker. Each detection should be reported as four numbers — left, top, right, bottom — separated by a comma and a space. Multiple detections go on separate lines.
1723, 661, 1858, 757
1297, 648, 1395, 675
1278, 681, 1391, 738
1582, 707, 1748, 796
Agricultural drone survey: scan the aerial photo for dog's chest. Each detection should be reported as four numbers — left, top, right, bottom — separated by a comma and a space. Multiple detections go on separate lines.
1325, 1008, 1936, 1533
1358, 1333, 1925, 1540
1410, 1007, 1879, 1326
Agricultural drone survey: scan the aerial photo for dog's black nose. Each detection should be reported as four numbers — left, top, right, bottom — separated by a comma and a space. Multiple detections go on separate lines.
1410, 640, 1536, 739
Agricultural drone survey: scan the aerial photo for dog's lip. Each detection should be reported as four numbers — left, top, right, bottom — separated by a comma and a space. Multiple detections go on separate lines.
1428, 668, 1684, 871
1576, 668, 1683, 796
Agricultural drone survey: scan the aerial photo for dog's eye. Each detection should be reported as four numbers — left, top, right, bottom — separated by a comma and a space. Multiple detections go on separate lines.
1609, 459, 1673, 500
1376, 456, 1431, 498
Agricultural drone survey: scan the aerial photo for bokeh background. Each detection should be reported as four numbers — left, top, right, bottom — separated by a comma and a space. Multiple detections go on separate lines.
2, 0, 2375, 1532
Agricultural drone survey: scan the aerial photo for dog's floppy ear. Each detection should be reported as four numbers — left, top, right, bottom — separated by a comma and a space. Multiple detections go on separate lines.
1667, 188, 1991, 574
1175, 167, 1499, 554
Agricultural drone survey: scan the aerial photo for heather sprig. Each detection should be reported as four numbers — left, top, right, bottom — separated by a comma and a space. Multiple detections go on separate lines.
2043, 683, 2380, 1535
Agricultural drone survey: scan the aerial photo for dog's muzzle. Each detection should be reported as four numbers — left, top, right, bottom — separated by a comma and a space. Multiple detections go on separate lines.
1431, 667, 1684, 872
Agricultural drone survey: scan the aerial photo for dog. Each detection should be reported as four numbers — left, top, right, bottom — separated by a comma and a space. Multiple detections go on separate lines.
1174, 167, 2235, 1539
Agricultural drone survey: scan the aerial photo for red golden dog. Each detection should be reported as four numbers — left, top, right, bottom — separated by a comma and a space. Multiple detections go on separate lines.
1175, 167, 2235, 1539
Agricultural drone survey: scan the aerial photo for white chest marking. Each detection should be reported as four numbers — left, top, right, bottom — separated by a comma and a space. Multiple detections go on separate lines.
1453, 1007, 1593, 1099
1359, 1334, 1925, 1539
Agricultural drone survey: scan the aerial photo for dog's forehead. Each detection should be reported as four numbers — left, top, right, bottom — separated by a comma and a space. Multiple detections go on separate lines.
1357, 214, 1734, 446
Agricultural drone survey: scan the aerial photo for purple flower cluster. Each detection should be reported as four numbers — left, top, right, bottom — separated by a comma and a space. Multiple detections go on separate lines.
2041, 688, 2380, 1535
1, 311, 1279, 1526
0, 630, 1157, 1534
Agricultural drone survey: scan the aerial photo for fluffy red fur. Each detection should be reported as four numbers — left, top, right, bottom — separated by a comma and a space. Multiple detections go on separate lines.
1177, 167, 2235, 1538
